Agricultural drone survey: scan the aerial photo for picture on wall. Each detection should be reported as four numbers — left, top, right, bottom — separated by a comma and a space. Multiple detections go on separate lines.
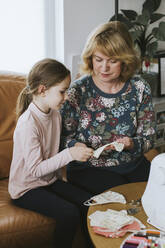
156, 128, 164, 142
157, 111, 165, 124
155, 51, 165, 96
160, 57, 165, 95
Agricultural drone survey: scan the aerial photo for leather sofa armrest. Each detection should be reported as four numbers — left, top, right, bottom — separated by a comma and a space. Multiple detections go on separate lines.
144, 148, 159, 162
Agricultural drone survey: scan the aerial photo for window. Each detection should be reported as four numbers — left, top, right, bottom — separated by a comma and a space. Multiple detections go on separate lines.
0, 0, 51, 74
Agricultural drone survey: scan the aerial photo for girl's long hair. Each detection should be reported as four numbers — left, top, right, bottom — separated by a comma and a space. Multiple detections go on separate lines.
16, 58, 70, 119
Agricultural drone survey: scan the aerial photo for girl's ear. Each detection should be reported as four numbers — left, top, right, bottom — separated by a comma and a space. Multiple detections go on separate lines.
38, 84, 46, 96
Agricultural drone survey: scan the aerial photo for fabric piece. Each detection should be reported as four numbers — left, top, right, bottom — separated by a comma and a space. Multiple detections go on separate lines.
92, 220, 141, 238
83, 190, 126, 206
142, 153, 165, 232
88, 209, 145, 233
93, 142, 124, 159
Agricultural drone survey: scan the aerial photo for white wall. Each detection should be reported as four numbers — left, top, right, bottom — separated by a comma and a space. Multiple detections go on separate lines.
1, 0, 164, 75
119, 0, 144, 11
63, 0, 165, 79
63, 0, 115, 78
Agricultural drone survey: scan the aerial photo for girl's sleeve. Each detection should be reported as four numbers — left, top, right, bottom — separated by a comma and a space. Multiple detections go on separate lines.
60, 86, 82, 148
18, 123, 73, 178
131, 82, 156, 155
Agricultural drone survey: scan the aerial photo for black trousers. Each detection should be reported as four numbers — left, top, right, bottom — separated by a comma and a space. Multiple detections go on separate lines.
67, 156, 151, 194
13, 180, 94, 248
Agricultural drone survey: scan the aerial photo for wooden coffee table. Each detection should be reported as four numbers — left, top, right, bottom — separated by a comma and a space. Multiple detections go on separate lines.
87, 182, 157, 248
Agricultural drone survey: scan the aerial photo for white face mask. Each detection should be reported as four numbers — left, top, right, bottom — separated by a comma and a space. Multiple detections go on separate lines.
83, 190, 126, 206
93, 141, 124, 159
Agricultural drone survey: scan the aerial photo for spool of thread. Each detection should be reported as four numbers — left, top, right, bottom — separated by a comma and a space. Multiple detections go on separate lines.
122, 243, 138, 248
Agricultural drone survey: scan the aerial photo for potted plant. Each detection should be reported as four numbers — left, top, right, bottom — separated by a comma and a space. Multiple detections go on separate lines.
110, 0, 165, 73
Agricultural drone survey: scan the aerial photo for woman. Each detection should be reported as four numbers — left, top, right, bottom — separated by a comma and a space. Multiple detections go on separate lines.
61, 21, 156, 194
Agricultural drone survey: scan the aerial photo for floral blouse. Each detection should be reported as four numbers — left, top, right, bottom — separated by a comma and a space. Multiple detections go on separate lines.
61, 75, 156, 168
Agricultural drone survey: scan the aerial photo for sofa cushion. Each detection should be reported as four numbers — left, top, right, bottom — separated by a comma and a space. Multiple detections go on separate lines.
0, 179, 56, 248
0, 75, 25, 179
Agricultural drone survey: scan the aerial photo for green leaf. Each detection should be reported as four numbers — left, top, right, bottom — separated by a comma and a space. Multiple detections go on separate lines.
150, 13, 165, 24
142, 0, 161, 14
109, 0, 164, 61
136, 11, 150, 26
110, 14, 134, 29
109, 14, 127, 23
146, 42, 158, 56
130, 29, 143, 42
109, 14, 115, 21
152, 22, 165, 41
120, 9, 137, 21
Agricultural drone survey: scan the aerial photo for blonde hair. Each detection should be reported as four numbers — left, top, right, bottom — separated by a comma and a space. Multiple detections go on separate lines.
80, 21, 140, 81
16, 58, 70, 119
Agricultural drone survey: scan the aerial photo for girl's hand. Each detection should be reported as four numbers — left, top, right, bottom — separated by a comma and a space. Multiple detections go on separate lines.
116, 137, 134, 150
70, 146, 93, 162
74, 142, 87, 148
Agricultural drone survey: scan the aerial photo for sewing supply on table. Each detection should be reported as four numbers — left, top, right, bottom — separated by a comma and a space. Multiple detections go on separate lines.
120, 229, 165, 248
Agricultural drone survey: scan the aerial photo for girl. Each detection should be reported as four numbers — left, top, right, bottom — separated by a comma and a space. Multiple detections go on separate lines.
8, 58, 94, 248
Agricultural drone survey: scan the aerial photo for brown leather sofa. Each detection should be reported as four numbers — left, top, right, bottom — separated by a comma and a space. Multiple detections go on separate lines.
0, 73, 159, 248
0, 74, 85, 248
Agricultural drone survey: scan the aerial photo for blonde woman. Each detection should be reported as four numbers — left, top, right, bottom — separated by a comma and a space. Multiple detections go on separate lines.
61, 21, 156, 194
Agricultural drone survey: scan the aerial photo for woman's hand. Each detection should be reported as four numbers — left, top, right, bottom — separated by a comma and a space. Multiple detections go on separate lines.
116, 137, 134, 150
70, 146, 93, 162
104, 144, 115, 151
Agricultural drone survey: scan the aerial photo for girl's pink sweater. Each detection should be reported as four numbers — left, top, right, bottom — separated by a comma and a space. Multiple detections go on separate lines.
8, 103, 73, 199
